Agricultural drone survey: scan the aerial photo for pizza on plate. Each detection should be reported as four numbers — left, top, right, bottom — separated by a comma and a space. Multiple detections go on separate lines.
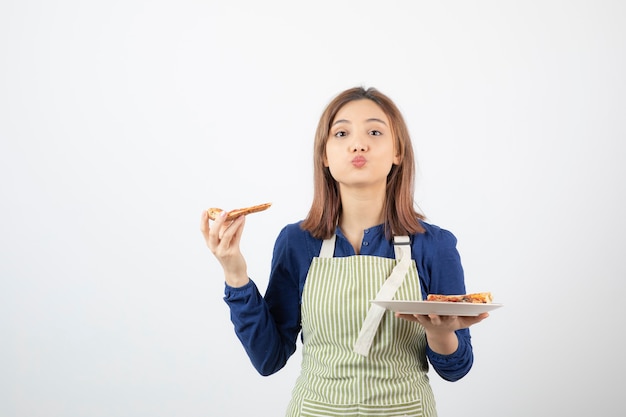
426, 292, 493, 304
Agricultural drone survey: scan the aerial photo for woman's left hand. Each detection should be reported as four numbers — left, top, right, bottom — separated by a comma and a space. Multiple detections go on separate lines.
395, 312, 489, 332
395, 312, 489, 355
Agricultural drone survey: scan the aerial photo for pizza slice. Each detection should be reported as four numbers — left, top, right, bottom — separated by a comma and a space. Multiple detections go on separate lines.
207, 202, 272, 221
426, 292, 493, 304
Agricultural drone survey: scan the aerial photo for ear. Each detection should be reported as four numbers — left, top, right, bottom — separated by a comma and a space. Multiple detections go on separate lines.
323, 152, 329, 167
393, 137, 402, 165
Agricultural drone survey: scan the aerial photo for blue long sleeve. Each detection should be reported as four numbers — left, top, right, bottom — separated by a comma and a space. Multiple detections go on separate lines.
224, 280, 298, 376
223, 220, 475, 381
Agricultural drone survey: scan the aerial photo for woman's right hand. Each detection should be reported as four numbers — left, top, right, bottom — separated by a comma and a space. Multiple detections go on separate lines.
200, 210, 250, 287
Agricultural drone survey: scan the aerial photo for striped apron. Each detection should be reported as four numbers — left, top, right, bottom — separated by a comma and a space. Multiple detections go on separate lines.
285, 235, 437, 417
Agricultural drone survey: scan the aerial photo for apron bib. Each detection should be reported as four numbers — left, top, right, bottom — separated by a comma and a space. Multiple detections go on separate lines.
285, 235, 437, 417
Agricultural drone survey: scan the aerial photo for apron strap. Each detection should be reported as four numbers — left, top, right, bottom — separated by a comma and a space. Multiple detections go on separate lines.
354, 236, 412, 357
321, 235, 410, 259
319, 235, 336, 258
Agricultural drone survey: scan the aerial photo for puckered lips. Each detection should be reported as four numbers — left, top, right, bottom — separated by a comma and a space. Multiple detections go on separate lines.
351, 155, 367, 168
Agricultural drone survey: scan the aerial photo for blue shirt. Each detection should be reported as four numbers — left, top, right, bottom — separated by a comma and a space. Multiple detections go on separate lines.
224, 220, 474, 381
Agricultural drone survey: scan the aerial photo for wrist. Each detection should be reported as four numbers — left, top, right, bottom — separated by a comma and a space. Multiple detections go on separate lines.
426, 331, 459, 355
224, 273, 250, 288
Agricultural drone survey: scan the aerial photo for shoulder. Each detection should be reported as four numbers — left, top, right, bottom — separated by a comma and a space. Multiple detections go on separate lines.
411, 220, 460, 258
412, 220, 465, 294
414, 220, 458, 246
274, 221, 322, 258
277, 221, 314, 242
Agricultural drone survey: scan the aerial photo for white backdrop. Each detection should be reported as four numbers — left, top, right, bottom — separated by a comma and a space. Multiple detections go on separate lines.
1, 1, 625, 416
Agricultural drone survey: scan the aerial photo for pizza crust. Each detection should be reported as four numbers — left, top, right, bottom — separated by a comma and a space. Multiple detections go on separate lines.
206, 202, 272, 221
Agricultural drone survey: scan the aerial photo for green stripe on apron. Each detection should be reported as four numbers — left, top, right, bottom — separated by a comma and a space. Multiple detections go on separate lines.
285, 236, 437, 417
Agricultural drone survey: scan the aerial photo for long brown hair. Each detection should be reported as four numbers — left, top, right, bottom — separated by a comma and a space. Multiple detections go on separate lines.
301, 86, 425, 239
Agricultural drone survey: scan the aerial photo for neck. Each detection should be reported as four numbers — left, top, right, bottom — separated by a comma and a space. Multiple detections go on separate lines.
338, 186, 385, 253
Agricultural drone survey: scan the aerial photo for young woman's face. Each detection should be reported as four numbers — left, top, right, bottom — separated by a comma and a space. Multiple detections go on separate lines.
324, 99, 399, 190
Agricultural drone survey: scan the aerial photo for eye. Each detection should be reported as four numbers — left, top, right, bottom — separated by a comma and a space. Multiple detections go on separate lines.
334, 130, 348, 138
369, 130, 382, 136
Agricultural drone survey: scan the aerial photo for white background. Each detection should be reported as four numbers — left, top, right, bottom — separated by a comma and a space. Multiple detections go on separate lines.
1, 1, 625, 416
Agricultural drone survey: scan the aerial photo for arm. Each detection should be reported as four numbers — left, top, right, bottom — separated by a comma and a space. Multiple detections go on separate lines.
224, 226, 302, 375
200, 212, 301, 376
425, 329, 475, 381
402, 225, 487, 381
224, 276, 300, 376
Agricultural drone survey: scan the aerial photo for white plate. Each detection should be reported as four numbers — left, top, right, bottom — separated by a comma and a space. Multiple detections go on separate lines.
371, 300, 503, 316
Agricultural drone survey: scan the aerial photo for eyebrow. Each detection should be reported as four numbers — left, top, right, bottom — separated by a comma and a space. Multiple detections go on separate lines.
332, 118, 388, 126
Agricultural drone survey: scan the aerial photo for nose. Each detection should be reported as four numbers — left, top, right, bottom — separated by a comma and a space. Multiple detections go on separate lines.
351, 137, 368, 152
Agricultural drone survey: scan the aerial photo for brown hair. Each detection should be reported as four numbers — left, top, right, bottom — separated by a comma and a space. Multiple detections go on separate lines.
301, 86, 425, 239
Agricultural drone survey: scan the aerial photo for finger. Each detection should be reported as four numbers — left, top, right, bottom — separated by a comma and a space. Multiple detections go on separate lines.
200, 210, 211, 242
217, 209, 242, 240
412, 314, 430, 325
217, 217, 236, 240
470, 312, 490, 324
207, 210, 229, 250
395, 313, 419, 322
218, 215, 246, 248
427, 314, 441, 325
463, 313, 489, 325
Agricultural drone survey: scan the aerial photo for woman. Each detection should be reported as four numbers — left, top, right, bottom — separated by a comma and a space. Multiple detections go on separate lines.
200, 87, 488, 416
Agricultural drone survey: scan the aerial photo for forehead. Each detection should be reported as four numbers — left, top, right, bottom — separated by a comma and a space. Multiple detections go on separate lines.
333, 99, 389, 124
